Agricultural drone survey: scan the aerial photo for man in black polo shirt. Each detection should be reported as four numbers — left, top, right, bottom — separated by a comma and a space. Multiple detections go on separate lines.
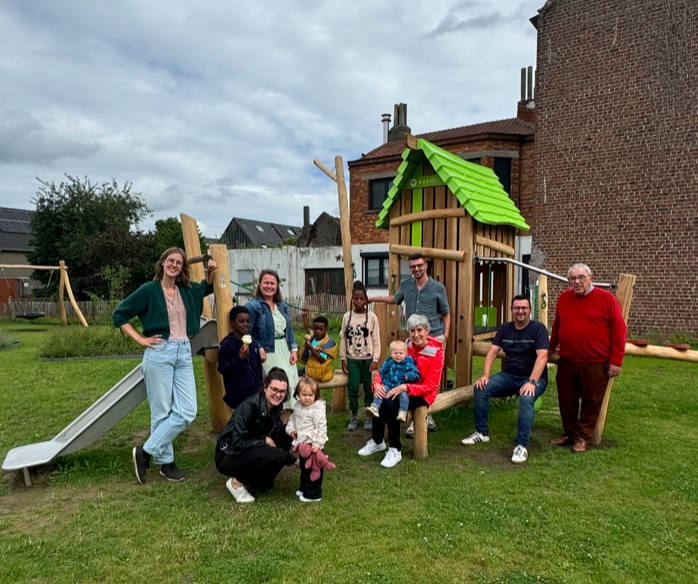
460, 295, 549, 464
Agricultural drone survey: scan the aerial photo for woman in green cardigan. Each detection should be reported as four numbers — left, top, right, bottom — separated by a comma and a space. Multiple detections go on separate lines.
113, 247, 217, 484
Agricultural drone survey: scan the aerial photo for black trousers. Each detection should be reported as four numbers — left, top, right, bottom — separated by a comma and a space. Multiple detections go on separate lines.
215, 445, 296, 494
371, 394, 428, 451
298, 455, 323, 500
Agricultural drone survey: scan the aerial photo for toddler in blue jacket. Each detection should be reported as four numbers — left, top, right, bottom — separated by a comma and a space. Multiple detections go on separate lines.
365, 340, 421, 422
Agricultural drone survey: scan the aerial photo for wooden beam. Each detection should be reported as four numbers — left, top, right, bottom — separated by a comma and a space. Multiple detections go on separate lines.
428, 385, 475, 414
181, 214, 231, 433
390, 208, 466, 227
313, 159, 337, 183
61, 261, 88, 327
405, 133, 419, 150
0, 264, 62, 270
58, 261, 67, 325
473, 235, 515, 256
335, 156, 354, 310
592, 274, 636, 445
390, 243, 466, 263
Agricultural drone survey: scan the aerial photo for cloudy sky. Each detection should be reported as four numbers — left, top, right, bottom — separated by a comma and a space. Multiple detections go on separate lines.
0, 0, 541, 238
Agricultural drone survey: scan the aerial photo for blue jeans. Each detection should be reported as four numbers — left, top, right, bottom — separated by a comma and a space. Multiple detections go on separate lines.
373, 390, 409, 412
473, 371, 547, 448
141, 339, 197, 465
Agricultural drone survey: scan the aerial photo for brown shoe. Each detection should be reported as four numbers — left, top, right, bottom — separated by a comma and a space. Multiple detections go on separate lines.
572, 438, 588, 453
551, 434, 573, 447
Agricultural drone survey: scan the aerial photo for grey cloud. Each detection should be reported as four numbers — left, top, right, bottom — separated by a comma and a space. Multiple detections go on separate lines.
428, 12, 508, 38
0, 110, 101, 165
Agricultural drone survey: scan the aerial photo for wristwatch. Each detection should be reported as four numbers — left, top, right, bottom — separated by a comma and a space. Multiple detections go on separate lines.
528, 378, 538, 386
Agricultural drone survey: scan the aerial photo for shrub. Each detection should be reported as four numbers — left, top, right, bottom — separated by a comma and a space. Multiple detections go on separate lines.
40, 326, 144, 358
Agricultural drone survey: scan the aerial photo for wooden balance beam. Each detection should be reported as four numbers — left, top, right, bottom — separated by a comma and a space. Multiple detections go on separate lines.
317, 372, 350, 413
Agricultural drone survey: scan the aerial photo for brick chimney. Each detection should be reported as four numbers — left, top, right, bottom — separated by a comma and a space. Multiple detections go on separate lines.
517, 66, 536, 124
388, 103, 411, 142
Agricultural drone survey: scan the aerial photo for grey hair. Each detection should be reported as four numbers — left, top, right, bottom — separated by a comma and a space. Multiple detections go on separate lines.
406, 313, 430, 332
567, 263, 593, 278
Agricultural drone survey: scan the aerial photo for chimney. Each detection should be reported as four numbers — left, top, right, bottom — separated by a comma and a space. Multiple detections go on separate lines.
303, 206, 310, 227
387, 103, 411, 143
517, 66, 536, 124
381, 113, 391, 144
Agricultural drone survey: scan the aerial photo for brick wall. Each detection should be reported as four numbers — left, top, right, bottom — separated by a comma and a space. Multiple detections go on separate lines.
533, 0, 698, 335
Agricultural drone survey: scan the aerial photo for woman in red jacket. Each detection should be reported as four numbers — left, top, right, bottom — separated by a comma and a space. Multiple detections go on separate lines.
358, 314, 445, 468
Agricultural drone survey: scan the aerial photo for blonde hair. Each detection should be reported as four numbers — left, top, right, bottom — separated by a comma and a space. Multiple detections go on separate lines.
294, 375, 320, 401
390, 340, 408, 352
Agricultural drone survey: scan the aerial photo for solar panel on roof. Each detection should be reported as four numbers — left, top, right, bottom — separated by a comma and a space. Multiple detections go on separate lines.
0, 220, 15, 232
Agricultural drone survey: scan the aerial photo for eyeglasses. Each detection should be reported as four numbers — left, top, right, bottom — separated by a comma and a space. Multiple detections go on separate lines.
165, 259, 183, 267
512, 306, 530, 311
267, 386, 287, 396
409, 264, 427, 271
568, 275, 589, 283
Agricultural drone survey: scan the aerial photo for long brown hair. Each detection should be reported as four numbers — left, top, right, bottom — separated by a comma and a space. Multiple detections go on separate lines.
153, 247, 190, 287
254, 269, 283, 303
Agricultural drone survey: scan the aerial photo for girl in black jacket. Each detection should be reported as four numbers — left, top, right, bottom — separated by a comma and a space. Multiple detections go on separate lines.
215, 367, 295, 503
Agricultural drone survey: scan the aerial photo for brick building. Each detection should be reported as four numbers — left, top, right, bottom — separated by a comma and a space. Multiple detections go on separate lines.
348, 96, 536, 291
532, 0, 698, 335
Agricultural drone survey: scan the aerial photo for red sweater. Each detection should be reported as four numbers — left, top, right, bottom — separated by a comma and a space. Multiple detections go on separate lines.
550, 287, 627, 366
372, 337, 444, 407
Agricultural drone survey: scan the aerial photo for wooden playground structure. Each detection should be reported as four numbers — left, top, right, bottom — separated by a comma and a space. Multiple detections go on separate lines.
183, 135, 698, 459
0, 261, 88, 326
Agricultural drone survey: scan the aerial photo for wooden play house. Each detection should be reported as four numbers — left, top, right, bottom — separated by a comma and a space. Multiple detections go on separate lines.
375, 136, 530, 387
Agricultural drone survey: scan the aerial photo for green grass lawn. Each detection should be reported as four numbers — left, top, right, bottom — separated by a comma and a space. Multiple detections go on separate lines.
0, 322, 696, 584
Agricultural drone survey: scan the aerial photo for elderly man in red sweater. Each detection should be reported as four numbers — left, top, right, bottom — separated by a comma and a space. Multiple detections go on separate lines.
549, 263, 627, 453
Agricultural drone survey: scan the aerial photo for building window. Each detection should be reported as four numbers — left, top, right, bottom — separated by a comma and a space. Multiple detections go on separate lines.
305, 268, 345, 296
369, 178, 393, 211
237, 269, 255, 296
364, 255, 389, 287
494, 157, 512, 195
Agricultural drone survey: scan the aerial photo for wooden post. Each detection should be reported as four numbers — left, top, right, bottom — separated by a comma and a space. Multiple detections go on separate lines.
313, 157, 353, 309
373, 302, 388, 369
61, 261, 88, 327
332, 386, 347, 413
413, 406, 429, 459
58, 261, 67, 325
537, 274, 548, 328
592, 274, 636, 445
181, 214, 231, 434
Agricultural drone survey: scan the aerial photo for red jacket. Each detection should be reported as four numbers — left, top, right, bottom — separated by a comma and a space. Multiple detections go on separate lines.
372, 337, 444, 407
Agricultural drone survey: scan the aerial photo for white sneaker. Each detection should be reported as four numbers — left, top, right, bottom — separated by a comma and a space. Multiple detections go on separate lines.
295, 490, 303, 497
226, 478, 255, 503
405, 422, 414, 438
299, 495, 322, 503
427, 415, 437, 431
461, 431, 490, 445
358, 439, 387, 456
511, 445, 528, 464
380, 447, 402, 468
396, 410, 407, 422
365, 404, 380, 418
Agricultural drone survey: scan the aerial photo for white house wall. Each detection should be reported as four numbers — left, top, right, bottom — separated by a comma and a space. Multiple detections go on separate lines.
226, 243, 390, 300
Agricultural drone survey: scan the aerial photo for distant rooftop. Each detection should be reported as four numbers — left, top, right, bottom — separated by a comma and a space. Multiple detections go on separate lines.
0, 207, 34, 252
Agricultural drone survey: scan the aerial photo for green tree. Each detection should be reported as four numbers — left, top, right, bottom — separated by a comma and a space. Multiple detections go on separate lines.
28, 175, 152, 299
153, 217, 208, 254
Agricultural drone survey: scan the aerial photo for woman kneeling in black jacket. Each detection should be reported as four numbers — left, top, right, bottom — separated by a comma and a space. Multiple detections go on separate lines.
215, 367, 296, 503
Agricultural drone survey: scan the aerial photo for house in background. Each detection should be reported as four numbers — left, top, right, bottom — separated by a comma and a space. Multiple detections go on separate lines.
347, 80, 536, 295
0, 207, 39, 303
219, 217, 302, 249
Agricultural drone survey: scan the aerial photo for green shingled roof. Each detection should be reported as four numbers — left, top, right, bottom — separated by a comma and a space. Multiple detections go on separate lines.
375, 138, 530, 231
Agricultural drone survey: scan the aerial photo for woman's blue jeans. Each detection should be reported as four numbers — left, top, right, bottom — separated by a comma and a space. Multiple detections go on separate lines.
473, 372, 547, 448
141, 339, 197, 464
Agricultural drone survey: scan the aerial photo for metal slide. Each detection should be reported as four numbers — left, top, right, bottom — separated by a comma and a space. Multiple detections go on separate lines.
2, 318, 220, 485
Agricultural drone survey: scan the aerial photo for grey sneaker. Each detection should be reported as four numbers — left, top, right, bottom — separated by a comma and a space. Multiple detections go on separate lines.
132, 446, 150, 484
347, 416, 360, 431
363, 417, 373, 431
405, 422, 414, 438
427, 415, 437, 432
160, 462, 186, 482
396, 410, 407, 423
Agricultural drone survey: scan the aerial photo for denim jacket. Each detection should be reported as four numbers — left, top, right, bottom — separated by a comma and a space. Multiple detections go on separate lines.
246, 298, 297, 353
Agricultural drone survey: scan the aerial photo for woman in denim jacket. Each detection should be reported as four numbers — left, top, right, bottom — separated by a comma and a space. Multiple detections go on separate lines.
246, 269, 299, 410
